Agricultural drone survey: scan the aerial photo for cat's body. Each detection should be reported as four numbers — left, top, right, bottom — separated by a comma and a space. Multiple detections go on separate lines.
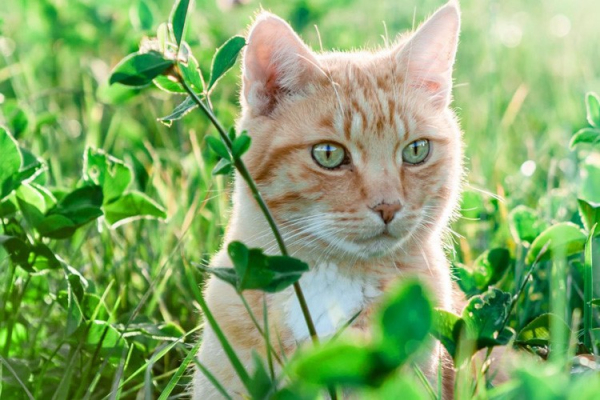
194, 2, 463, 398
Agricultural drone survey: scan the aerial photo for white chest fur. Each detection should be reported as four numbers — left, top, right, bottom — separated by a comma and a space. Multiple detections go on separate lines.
283, 262, 381, 341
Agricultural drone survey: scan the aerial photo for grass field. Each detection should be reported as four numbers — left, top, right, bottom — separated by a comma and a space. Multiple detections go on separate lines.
1, 0, 600, 398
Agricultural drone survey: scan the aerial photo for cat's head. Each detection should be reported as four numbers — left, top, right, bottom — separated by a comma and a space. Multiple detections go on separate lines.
236, 2, 463, 260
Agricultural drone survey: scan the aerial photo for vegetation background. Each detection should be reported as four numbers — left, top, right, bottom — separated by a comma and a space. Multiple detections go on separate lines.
0, 0, 599, 398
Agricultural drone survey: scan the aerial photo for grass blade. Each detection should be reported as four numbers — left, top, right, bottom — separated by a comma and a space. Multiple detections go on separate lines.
193, 358, 233, 400
584, 224, 597, 350
157, 339, 203, 400
0, 356, 34, 400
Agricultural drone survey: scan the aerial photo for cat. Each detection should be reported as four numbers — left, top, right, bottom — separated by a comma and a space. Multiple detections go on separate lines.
193, 1, 463, 398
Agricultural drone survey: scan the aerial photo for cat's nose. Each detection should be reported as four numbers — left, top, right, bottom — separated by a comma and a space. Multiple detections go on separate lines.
371, 202, 402, 224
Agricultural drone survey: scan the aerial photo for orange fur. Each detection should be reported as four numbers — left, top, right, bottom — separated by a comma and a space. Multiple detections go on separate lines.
194, 2, 463, 398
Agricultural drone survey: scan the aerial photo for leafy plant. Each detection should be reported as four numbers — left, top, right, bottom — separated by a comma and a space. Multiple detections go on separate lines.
2, 0, 600, 398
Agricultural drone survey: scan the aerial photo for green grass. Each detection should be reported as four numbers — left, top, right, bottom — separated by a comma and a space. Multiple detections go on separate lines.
1, 0, 599, 398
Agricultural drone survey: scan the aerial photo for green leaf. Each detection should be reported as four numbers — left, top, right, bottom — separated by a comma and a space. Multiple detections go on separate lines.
156, 22, 169, 53
202, 242, 309, 293
170, 0, 192, 48
228, 241, 249, 273
516, 313, 570, 346
206, 136, 231, 160
85, 320, 128, 364
462, 288, 512, 348
460, 189, 486, 220
31, 183, 56, 209
1, 159, 44, 200
232, 134, 251, 158
131, 0, 154, 31
0, 126, 22, 192
591, 299, 600, 306
66, 288, 83, 336
208, 36, 246, 90
57, 185, 104, 213
36, 214, 78, 239
0, 235, 32, 272
51, 185, 104, 226
455, 249, 511, 296
431, 309, 463, 359
230, 242, 309, 292
261, 255, 309, 292
292, 340, 378, 387
374, 280, 432, 368
16, 183, 46, 228
478, 248, 511, 284
36, 185, 104, 239
103, 191, 167, 228
580, 159, 600, 206
578, 200, 600, 233
525, 222, 587, 264
248, 352, 275, 399
365, 376, 429, 400
109, 51, 174, 87
0, 198, 17, 217
83, 147, 133, 204
179, 43, 204, 93
195, 265, 239, 287
158, 96, 197, 126
97, 82, 141, 104
228, 126, 237, 142
586, 92, 600, 128
212, 158, 233, 176
30, 243, 60, 270
570, 128, 600, 149
81, 293, 109, 321
153, 75, 185, 93
4, 102, 29, 137
509, 205, 547, 243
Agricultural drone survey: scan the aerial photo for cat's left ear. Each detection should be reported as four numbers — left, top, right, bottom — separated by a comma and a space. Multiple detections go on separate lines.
242, 13, 322, 116
396, 1, 460, 109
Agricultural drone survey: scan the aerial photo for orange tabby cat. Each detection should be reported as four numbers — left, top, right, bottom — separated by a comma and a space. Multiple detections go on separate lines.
194, 1, 463, 398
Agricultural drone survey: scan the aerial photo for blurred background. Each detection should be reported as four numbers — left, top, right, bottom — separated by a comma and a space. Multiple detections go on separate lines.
0, 0, 599, 397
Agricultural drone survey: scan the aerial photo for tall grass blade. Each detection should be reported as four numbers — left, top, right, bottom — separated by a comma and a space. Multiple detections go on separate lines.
584, 224, 597, 350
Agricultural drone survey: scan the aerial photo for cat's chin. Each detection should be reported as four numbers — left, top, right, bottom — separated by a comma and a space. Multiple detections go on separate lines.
316, 233, 407, 260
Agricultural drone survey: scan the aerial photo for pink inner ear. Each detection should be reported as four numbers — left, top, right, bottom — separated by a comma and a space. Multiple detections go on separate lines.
262, 72, 284, 115
421, 80, 441, 93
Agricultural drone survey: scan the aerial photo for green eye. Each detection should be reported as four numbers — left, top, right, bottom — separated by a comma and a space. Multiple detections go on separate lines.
402, 139, 430, 165
311, 143, 346, 169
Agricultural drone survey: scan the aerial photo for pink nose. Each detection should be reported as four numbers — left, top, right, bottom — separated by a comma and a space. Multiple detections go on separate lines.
371, 202, 402, 224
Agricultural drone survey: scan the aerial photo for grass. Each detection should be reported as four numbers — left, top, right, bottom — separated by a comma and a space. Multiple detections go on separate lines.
1, 0, 599, 398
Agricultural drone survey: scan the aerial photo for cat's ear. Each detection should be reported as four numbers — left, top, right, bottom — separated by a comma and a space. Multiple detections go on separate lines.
242, 13, 322, 115
396, 1, 460, 109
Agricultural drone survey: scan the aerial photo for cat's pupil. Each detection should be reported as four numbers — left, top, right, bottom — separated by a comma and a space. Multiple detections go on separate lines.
325, 146, 332, 159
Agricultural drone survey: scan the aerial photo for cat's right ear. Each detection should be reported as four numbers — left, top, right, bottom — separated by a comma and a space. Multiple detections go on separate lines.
395, 1, 460, 109
242, 13, 321, 116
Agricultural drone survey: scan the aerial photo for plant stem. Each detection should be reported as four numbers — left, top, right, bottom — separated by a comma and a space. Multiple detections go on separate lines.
176, 69, 319, 342
584, 225, 596, 350
238, 294, 284, 366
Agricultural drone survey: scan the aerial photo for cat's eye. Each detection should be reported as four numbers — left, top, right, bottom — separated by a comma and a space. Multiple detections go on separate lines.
311, 143, 347, 169
402, 139, 430, 165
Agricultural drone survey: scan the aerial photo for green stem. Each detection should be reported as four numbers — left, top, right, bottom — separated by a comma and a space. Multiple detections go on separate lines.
3, 275, 31, 358
239, 294, 284, 366
584, 225, 596, 350
176, 69, 318, 342
0, 262, 17, 350
196, 286, 252, 391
